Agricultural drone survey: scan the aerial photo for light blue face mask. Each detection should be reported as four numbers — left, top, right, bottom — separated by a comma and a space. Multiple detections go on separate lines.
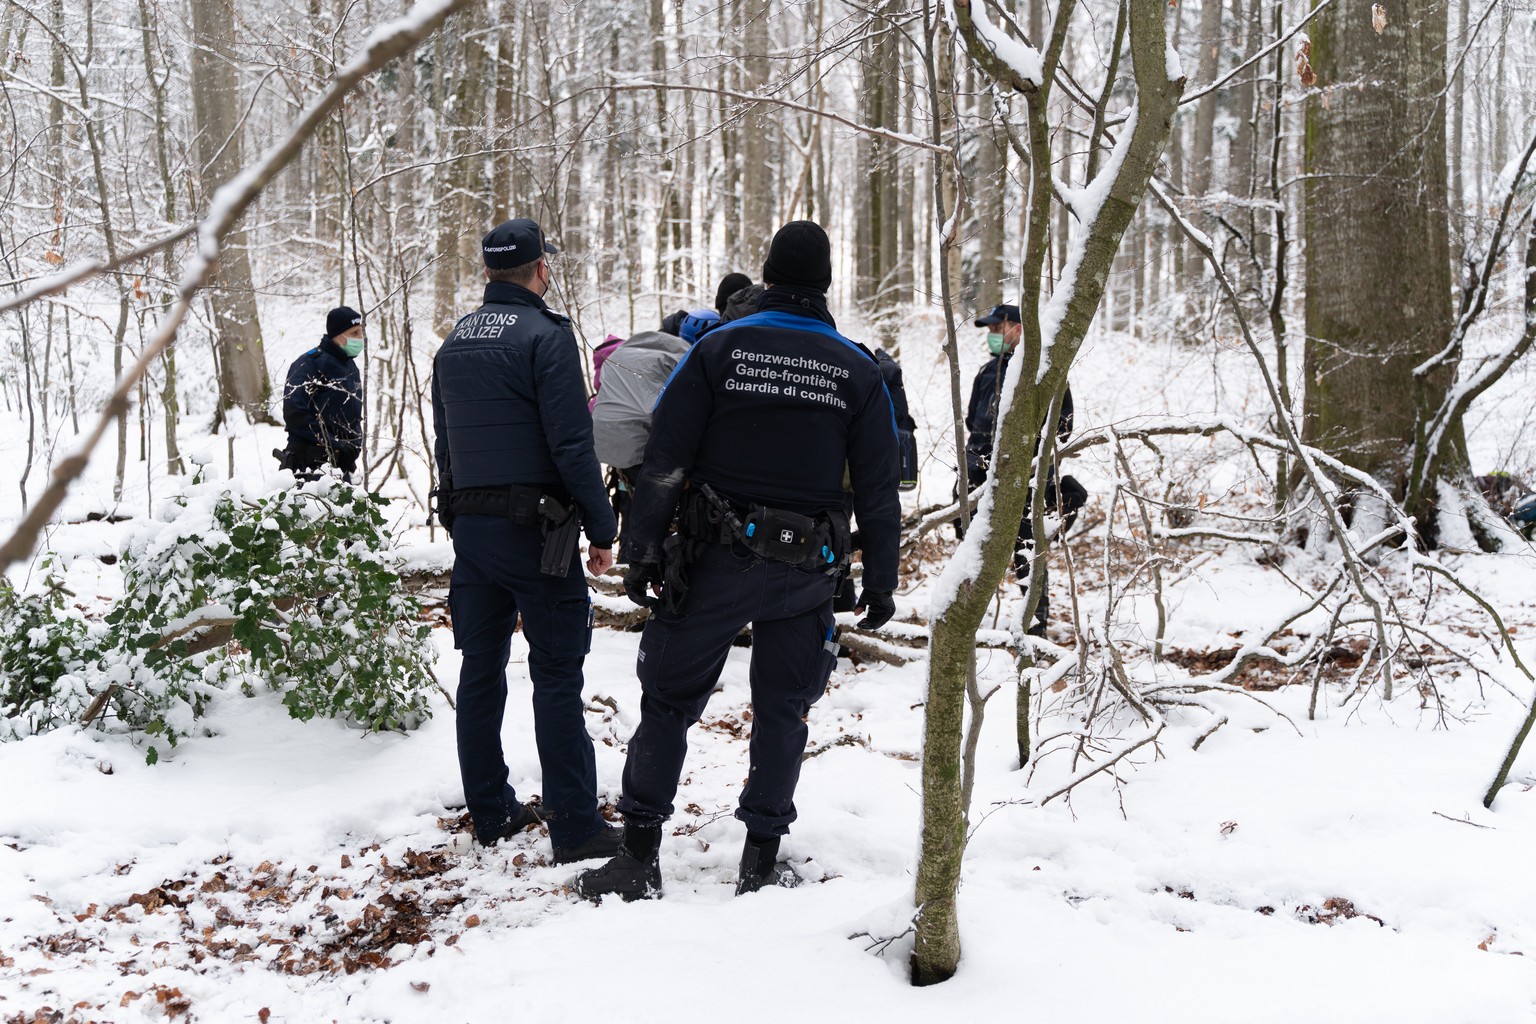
986, 332, 1007, 355
343, 336, 365, 358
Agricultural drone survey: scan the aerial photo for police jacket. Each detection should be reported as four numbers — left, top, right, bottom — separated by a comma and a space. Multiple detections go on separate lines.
283, 336, 362, 455
624, 286, 902, 592
431, 281, 618, 547
965, 352, 1073, 480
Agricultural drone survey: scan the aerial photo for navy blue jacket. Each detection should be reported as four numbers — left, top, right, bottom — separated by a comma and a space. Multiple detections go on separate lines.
624, 288, 902, 592
965, 352, 1073, 481
431, 281, 618, 547
283, 336, 362, 455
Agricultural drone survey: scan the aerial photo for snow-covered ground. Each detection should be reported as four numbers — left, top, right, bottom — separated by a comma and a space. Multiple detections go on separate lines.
4, 298, 1536, 1021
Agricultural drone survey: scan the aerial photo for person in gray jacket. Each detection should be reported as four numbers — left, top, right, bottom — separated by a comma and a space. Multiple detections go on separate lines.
592, 310, 719, 547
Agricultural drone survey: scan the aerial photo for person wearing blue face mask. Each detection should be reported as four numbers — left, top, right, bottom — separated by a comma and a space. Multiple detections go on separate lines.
276, 306, 365, 481
962, 303, 1085, 637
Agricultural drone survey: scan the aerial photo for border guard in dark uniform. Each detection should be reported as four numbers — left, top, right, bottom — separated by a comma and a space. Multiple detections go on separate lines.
964, 303, 1085, 636
431, 219, 623, 865
277, 306, 365, 480
576, 220, 901, 901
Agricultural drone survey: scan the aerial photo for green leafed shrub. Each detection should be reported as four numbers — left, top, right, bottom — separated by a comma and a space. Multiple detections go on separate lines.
3, 479, 437, 761
0, 557, 99, 740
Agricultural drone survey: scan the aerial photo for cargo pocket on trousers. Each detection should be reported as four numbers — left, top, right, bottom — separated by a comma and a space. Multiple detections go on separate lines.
447, 589, 462, 651
801, 609, 839, 712
548, 596, 593, 660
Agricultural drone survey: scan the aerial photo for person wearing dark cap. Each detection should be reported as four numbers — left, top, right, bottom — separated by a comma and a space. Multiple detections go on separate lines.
276, 306, 365, 480
431, 217, 623, 866
963, 304, 1085, 636
714, 272, 751, 314
574, 219, 901, 902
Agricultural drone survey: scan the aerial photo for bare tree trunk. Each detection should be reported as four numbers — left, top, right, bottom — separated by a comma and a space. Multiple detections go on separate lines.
975, 87, 1005, 305
914, 0, 1185, 986
137, 0, 184, 475
1303, 0, 1452, 523
189, 0, 271, 420
741, 0, 774, 266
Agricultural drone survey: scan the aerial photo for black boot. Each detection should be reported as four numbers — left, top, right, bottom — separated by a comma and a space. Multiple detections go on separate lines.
573, 824, 662, 902
735, 833, 800, 896
553, 824, 625, 865
475, 800, 547, 848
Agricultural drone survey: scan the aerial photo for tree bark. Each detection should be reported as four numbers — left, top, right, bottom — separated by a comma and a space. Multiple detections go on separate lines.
1302, 0, 1452, 518
189, 0, 271, 418
914, 0, 1185, 986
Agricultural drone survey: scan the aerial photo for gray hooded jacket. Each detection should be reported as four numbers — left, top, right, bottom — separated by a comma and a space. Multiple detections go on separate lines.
592, 330, 692, 469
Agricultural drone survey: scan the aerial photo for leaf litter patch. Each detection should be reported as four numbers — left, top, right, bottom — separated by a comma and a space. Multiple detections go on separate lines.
8, 819, 566, 994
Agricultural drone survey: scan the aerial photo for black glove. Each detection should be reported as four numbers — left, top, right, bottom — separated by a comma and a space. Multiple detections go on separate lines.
855, 589, 895, 630
335, 446, 359, 475
624, 562, 663, 609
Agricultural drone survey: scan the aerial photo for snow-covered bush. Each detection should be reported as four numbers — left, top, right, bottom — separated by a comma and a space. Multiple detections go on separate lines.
0, 558, 100, 740
2, 479, 436, 762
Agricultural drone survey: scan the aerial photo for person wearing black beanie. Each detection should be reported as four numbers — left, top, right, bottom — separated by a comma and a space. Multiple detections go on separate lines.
276, 306, 365, 481
714, 272, 752, 313
575, 217, 900, 903
761, 220, 833, 293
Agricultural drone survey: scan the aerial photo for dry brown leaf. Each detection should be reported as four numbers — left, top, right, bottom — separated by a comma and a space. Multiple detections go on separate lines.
1372, 3, 1387, 34
465, 914, 481, 928
259, 1009, 271, 1023
411, 981, 431, 992
1479, 932, 1496, 951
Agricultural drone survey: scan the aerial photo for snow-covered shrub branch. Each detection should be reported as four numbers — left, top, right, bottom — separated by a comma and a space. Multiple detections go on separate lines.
4, 478, 436, 763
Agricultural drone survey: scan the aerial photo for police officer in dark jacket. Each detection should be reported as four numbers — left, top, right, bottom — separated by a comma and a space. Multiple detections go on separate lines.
278, 306, 364, 479
576, 220, 901, 901
431, 218, 623, 865
965, 303, 1086, 636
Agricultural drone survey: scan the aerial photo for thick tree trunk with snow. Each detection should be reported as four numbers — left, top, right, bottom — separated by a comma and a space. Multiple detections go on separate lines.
913, 0, 1184, 986
189, 0, 271, 418
1302, 0, 1453, 529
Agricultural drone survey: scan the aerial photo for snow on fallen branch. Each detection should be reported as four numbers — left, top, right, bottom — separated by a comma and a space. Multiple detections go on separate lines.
0, 0, 472, 576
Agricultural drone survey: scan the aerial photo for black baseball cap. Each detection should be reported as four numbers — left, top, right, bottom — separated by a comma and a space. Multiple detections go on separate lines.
482, 218, 558, 269
975, 304, 1022, 327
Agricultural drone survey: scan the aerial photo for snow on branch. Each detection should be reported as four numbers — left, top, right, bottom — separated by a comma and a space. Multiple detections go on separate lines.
608, 82, 952, 155
0, 0, 472, 576
949, 0, 1044, 91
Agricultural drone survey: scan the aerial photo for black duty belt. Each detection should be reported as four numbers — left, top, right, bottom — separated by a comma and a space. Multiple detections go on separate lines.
446, 484, 583, 577
681, 483, 850, 575
446, 484, 568, 527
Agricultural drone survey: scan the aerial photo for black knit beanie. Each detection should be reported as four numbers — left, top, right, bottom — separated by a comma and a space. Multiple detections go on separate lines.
326, 306, 363, 339
761, 221, 833, 294
714, 272, 752, 312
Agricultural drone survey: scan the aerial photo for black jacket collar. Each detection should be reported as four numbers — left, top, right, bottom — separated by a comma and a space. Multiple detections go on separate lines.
483, 280, 548, 309
758, 285, 837, 329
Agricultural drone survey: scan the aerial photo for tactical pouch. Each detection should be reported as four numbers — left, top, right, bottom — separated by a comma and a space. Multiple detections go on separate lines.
897, 427, 918, 492
538, 494, 582, 577
741, 506, 822, 566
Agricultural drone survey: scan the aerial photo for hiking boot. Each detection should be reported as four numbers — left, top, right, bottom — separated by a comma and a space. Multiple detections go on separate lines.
475, 800, 547, 848
735, 834, 801, 896
552, 824, 625, 866
573, 825, 662, 902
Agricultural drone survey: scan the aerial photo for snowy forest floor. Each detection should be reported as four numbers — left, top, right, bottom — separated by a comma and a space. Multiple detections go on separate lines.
5, 304, 1536, 1021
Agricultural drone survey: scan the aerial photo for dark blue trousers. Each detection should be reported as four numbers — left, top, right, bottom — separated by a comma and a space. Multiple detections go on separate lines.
617, 544, 838, 837
449, 514, 603, 848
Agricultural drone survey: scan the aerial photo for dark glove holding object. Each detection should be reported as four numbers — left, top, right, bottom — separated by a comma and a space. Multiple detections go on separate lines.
855, 589, 895, 630
624, 562, 663, 609
335, 446, 359, 475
